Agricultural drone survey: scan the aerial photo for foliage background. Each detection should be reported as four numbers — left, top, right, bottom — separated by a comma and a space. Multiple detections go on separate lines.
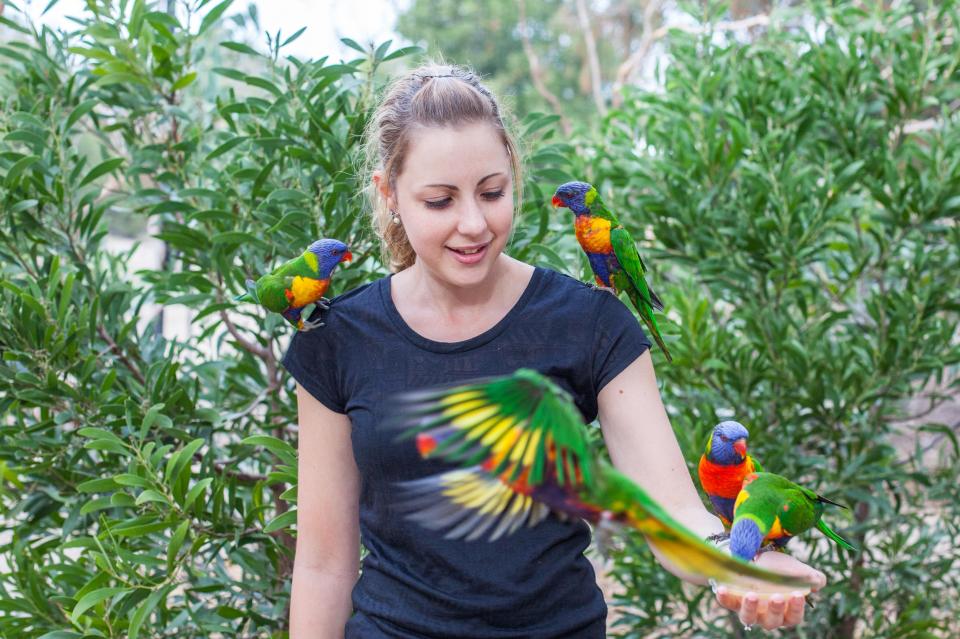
0, 0, 958, 637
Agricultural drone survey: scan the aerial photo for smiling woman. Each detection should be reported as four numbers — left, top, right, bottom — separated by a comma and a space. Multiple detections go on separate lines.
280, 62, 824, 639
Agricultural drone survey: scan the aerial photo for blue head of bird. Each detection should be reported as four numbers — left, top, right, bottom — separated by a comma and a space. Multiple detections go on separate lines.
552, 181, 597, 216
706, 420, 750, 465
308, 239, 352, 278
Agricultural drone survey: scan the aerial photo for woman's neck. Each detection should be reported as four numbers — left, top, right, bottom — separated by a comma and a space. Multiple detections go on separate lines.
404, 255, 520, 316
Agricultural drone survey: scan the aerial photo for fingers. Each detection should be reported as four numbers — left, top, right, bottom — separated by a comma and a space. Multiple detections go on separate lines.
782, 592, 807, 627
739, 593, 760, 627
714, 589, 808, 630
808, 569, 827, 591
759, 595, 786, 630
714, 586, 741, 612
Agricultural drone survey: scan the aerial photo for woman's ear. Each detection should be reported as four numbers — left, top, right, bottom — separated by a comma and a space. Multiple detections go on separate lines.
372, 171, 395, 208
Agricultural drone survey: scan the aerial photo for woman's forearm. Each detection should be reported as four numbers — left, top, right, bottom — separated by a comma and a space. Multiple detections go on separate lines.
646, 506, 726, 586
289, 564, 357, 639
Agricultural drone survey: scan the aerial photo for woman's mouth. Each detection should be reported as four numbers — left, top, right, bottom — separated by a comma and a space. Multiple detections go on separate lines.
447, 243, 489, 264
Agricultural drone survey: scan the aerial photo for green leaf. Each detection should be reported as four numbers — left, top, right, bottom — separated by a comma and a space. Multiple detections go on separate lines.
71, 587, 127, 621
205, 136, 248, 161
263, 508, 297, 533
198, 0, 234, 35
240, 435, 297, 465
166, 519, 190, 571
77, 478, 120, 493
183, 477, 213, 510
63, 100, 99, 135
128, 587, 166, 639
219, 41, 261, 56
382, 45, 423, 62
172, 71, 197, 91
340, 38, 367, 54
135, 490, 168, 506
281, 27, 307, 48
79, 158, 124, 187
3, 154, 41, 186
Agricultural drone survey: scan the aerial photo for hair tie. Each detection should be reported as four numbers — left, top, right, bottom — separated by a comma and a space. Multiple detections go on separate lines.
416, 73, 460, 81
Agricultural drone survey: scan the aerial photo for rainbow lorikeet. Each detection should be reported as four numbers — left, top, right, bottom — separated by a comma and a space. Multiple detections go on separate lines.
394, 369, 810, 594
234, 238, 351, 331
698, 421, 764, 529
552, 181, 672, 362
730, 472, 857, 562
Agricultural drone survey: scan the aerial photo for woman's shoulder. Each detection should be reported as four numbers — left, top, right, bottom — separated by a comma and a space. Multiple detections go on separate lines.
534, 265, 616, 311
300, 275, 387, 332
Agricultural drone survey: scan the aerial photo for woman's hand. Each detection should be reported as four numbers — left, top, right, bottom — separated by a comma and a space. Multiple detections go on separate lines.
715, 552, 827, 630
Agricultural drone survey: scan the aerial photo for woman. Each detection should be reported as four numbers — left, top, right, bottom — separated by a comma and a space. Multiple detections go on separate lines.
282, 63, 825, 638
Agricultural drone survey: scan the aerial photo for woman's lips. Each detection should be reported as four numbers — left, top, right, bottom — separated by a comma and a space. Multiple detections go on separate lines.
447, 243, 489, 265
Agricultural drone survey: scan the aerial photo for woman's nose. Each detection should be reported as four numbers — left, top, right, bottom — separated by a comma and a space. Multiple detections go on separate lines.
457, 198, 488, 236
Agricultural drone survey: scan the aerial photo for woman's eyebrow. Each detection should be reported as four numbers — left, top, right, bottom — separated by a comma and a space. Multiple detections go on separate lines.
422, 172, 505, 190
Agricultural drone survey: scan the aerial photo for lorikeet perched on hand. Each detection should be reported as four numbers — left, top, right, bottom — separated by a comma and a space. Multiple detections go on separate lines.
698, 421, 764, 528
394, 369, 810, 594
552, 181, 672, 362
234, 238, 352, 331
730, 472, 857, 562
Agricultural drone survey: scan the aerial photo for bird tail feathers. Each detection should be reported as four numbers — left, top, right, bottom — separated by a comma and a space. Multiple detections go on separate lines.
234, 279, 260, 304
815, 519, 857, 552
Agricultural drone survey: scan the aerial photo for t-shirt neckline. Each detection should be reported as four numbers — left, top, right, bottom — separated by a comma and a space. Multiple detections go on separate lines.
379, 266, 546, 354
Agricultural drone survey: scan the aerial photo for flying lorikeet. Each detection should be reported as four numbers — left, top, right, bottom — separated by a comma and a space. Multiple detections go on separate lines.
234, 238, 352, 331
552, 181, 672, 362
394, 369, 811, 594
698, 421, 764, 529
730, 472, 857, 562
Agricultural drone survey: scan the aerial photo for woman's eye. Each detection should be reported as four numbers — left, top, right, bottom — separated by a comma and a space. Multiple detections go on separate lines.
482, 190, 505, 201
425, 198, 452, 209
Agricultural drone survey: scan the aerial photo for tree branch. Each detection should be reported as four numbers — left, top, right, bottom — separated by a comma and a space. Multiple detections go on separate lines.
575, 0, 605, 115
518, 0, 572, 135
613, 9, 774, 105
97, 325, 147, 386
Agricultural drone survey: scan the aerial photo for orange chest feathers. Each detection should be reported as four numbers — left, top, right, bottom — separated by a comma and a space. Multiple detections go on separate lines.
286, 276, 329, 308
698, 455, 756, 498
574, 216, 613, 254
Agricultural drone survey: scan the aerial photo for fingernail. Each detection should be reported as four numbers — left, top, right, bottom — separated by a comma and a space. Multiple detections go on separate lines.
771, 595, 784, 604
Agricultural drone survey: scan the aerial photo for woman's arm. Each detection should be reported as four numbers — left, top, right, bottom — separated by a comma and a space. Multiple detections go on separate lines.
289, 383, 360, 639
597, 350, 825, 629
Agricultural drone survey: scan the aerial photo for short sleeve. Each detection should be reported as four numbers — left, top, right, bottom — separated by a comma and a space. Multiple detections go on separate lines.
592, 292, 653, 393
280, 322, 346, 414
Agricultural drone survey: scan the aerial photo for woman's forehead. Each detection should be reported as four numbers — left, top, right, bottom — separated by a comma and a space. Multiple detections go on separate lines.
401, 122, 511, 187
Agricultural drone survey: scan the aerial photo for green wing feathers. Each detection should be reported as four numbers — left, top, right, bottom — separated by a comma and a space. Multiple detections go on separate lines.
815, 518, 857, 552
256, 275, 295, 313
397, 369, 810, 593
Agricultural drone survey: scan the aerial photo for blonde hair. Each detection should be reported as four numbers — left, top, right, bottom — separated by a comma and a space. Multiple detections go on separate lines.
363, 62, 524, 272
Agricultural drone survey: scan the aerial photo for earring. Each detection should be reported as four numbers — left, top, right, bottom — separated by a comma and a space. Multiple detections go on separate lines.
390, 209, 401, 225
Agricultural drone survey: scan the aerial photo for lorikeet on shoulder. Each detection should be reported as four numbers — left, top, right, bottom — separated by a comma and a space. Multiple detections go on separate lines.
234, 238, 352, 331
393, 369, 810, 594
552, 181, 672, 362
730, 472, 857, 562
698, 421, 764, 528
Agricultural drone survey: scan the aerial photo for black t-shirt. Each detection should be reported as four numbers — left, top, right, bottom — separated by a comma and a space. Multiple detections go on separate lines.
281, 266, 652, 638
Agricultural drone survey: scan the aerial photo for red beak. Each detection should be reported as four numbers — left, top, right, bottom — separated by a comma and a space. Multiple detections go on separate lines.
341, 250, 353, 263
551, 195, 564, 208
733, 439, 747, 458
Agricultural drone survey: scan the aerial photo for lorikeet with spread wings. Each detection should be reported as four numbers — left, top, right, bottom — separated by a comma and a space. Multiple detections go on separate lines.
394, 369, 810, 594
698, 421, 764, 529
234, 238, 351, 331
730, 472, 857, 562
552, 181, 672, 362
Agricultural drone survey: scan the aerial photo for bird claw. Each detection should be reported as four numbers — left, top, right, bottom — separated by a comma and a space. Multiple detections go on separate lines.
316, 297, 331, 310
298, 318, 325, 332
706, 532, 730, 544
